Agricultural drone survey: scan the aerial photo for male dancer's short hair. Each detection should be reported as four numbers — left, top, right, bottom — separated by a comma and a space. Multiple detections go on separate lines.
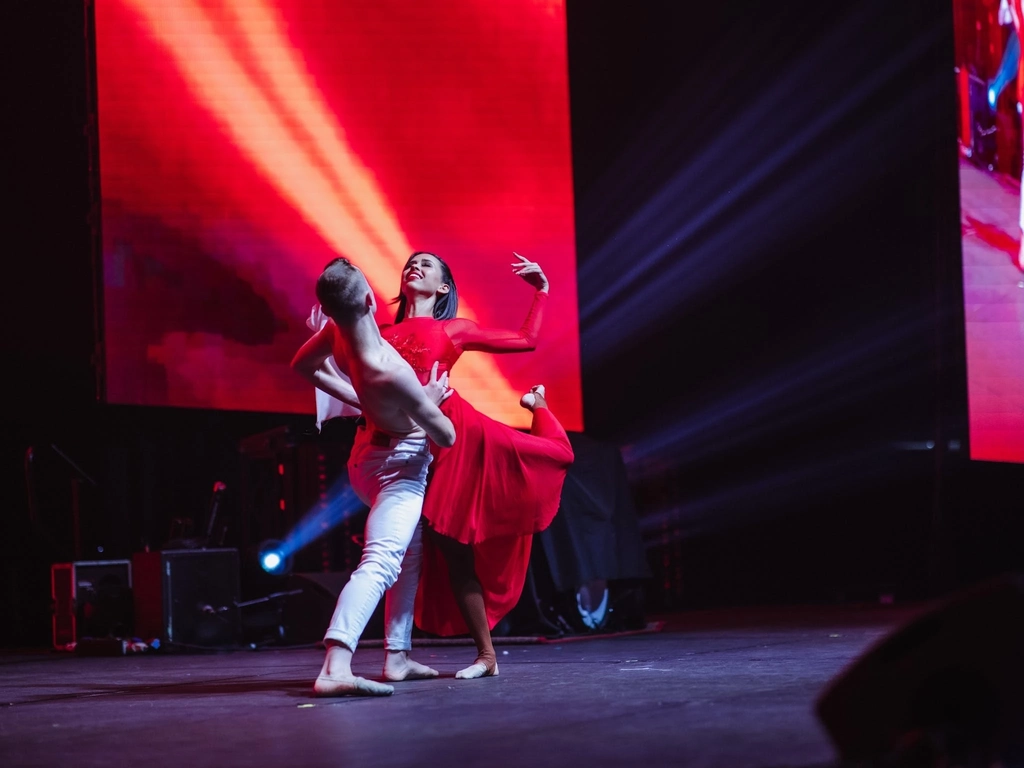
316, 257, 368, 324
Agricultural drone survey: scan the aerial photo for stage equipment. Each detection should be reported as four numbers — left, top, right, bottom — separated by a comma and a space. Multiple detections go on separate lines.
51, 559, 133, 650
132, 548, 241, 648
816, 573, 1024, 767
965, 71, 998, 171
258, 539, 292, 576
277, 571, 384, 645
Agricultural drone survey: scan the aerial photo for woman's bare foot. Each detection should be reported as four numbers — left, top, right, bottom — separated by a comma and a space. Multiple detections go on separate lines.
519, 385, 547, 411
383, 650, 440, 682
455, 655, 499, 680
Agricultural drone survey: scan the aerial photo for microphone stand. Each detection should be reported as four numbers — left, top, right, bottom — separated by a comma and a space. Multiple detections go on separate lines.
48, 444, 98, 561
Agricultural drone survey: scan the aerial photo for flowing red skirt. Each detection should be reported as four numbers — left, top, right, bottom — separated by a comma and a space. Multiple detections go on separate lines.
414, 390, 574, 636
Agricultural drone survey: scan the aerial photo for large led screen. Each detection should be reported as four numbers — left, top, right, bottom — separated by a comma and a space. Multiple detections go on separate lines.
953, 0, 1024, 463
95, 0, 582, 431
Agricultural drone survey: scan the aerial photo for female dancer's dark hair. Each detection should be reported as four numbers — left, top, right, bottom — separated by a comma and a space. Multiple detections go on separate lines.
391, 251, 459, 322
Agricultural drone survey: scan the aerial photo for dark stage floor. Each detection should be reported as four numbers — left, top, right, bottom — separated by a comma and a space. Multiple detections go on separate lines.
0, 604, 922, 768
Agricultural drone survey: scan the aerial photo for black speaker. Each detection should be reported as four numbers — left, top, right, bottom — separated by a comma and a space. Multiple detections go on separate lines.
280, 571, 384, 645
50, 560, 133, 649
133, 548, 241, 648
967, 72, 998, 171
816, 573, 1024, 766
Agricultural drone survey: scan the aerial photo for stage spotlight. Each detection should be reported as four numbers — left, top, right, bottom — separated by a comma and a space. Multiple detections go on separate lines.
262, 550, 282, 571
258, 540, 291, 576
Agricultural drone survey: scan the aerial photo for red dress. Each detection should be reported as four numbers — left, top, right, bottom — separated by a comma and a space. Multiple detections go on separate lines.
380, 292, 574, 636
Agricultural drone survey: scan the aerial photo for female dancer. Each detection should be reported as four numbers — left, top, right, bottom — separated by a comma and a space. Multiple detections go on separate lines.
383, 250, 574, 678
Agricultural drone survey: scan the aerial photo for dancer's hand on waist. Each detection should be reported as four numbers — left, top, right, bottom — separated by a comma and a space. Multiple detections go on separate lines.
423, 360, 453, 406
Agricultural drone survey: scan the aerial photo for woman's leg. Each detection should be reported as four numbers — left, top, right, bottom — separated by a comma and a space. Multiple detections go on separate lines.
521, 385, 574, 464
426, 526, 499, 678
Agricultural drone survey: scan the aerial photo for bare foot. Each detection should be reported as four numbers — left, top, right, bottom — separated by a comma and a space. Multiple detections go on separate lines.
519, 385, 547, 411
313, 673, 394, 697
383, 650, 439, 682
455, 658, 499, 680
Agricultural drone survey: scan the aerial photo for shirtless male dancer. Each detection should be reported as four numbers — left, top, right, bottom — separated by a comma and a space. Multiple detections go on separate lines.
291, 256, 455, 696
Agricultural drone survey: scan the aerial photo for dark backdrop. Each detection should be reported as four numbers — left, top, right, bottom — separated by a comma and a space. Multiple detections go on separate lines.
4, 0, 1022, 647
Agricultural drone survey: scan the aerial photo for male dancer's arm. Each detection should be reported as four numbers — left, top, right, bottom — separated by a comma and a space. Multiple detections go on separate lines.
388, 364, 456, 448
290, 323, 362, 409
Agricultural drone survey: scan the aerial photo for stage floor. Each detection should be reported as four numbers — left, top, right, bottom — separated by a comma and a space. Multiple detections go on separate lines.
0, 603, 924, 768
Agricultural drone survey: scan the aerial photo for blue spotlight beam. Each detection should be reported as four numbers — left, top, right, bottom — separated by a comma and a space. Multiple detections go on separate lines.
637, 443, 901, 545
622, 306, 936, 477
274, 474, 366, 563
578, 8, 946, 363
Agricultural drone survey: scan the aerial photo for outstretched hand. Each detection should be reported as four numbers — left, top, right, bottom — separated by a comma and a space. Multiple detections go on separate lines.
512, 252, 549, 293
423, 361, 453, 406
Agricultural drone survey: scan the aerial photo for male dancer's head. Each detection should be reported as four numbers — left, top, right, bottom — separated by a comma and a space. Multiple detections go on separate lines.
315, 257, 376, 325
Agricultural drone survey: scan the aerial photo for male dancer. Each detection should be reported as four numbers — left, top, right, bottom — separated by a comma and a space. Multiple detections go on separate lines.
291, 257, 455, 696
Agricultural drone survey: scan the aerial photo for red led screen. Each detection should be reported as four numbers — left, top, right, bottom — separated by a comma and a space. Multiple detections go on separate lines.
96, 0, 582, 430
953, 0, 1024, 463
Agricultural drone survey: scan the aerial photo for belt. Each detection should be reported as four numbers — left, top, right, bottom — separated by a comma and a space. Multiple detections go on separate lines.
369, 429, 393, 447
356, 421, 405, 447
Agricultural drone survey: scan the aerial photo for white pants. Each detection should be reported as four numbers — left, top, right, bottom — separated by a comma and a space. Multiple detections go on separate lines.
323, 427, 432, 652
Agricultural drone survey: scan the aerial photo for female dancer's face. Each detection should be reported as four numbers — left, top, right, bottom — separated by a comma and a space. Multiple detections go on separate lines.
401, 253, 450, 302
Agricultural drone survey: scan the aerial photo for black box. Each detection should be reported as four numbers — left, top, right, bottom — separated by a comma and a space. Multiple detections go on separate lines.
967, 72, 998, 170
133, 548, 241, 648
51, 560, 133, 650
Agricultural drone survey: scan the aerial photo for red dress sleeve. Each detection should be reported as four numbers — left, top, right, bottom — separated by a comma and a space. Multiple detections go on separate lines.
444, 291, 548, 353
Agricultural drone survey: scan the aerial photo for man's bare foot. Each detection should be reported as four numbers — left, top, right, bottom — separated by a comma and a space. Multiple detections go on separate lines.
382, 650, 439, 682
455, 657, 499, 680
313, 673, 394, 697
519, 385, 547, 411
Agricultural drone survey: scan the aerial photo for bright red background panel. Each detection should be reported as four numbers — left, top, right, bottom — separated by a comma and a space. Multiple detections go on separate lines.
952, 0, 1024, 464
96, 0, 582, 430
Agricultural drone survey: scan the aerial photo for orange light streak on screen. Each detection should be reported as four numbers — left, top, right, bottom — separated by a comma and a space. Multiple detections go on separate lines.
97, 0, 582, 430
224, 0, 413, 269
121, 0, 406, 286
